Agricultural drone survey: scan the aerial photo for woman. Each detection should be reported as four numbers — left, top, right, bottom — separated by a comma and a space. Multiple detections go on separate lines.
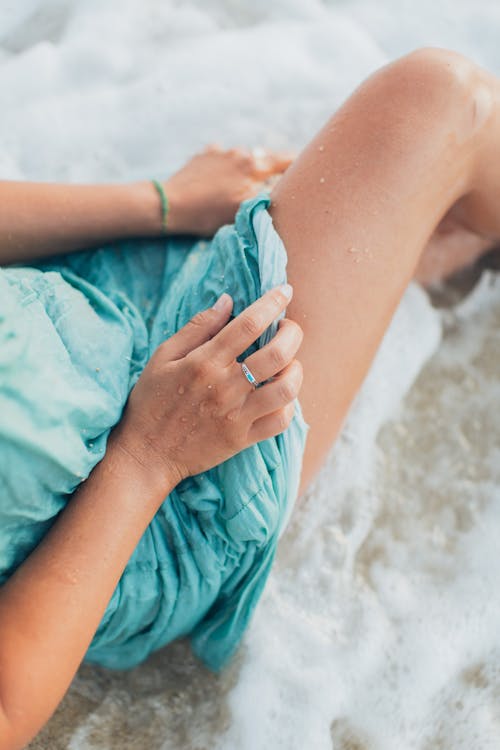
0, 46, 498, 747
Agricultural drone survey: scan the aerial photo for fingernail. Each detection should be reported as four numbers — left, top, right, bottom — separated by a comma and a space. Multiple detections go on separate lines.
212, 292, 231, 311
278, 283, 293, 299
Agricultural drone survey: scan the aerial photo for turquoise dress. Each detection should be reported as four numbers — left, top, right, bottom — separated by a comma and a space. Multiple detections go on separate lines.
0, 191, 309, 672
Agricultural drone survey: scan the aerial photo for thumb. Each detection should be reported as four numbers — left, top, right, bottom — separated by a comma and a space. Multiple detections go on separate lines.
160, 293, 233, 361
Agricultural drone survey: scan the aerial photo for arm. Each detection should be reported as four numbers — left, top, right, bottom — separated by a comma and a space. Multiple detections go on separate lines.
0, 435, 174, 750
0, 180, 172, 265
0, 283, 302, 749
0, 146, 293, 266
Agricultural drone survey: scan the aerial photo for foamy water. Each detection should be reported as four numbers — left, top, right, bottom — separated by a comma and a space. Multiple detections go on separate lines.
2, 1, 497, 748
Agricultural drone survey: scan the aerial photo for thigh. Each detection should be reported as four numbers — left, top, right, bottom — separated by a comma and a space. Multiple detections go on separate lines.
268, 48, 490, 496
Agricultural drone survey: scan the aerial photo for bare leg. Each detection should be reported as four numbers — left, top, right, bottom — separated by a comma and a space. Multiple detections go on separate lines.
268, 48, 500, 496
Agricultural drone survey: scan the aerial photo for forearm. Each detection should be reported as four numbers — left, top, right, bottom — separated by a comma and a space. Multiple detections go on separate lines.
0, 179, 183, 266
0, 146, 290, 266
0, 433, 177, 750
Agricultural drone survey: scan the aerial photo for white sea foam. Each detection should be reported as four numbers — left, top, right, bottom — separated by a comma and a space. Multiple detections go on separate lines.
3, 1, 499, 748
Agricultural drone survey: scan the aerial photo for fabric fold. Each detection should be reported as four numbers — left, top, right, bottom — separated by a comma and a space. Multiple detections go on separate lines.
0, 191, 309, 671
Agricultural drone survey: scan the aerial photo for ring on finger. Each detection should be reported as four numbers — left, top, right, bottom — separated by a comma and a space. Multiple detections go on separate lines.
241, 362, 260, 388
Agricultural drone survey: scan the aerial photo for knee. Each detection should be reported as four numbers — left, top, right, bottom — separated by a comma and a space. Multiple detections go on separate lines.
402, 47, 477, 87
379, 46, 494, 140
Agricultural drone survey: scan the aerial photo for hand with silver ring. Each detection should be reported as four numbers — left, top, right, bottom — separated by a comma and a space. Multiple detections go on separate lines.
110, 283, 304, 490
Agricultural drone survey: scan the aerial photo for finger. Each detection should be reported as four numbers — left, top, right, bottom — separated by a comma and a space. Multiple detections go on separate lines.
241, 318, 303, 385
242, 359, 303, 422
159, 293, 233, 361
228, 146, 252, 158
204, 142, 223, 152
259, 173, 283, 191
207, 284, 294, 366
247, 401, 296, 444
252, 151, 296, 177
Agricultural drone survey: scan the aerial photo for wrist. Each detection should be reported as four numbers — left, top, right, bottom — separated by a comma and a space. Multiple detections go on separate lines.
127, 179, 185, 237
104, 425, 184, 502
159, 177, 191, 235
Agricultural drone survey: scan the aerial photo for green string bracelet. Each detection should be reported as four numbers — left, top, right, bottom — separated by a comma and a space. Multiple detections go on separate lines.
151, 179, 169, 234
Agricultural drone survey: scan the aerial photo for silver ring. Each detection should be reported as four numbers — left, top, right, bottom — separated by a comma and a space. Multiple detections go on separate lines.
241, 362, 259, 388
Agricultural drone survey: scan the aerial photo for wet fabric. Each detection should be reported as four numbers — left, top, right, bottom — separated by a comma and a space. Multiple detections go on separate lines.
0, 191, 310, 672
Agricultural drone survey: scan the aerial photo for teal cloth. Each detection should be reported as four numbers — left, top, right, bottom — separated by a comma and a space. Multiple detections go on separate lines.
0, 191, 309, 672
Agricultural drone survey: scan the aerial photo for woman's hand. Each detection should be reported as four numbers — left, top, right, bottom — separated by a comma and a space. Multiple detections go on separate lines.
111, 284, 303, 489
162, 145, 294, 236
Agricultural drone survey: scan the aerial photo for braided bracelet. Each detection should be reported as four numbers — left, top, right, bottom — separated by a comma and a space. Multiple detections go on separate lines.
151, 179, 169, 234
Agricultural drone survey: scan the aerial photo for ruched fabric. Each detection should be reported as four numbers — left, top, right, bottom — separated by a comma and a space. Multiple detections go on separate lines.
0, 191, 309, 672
